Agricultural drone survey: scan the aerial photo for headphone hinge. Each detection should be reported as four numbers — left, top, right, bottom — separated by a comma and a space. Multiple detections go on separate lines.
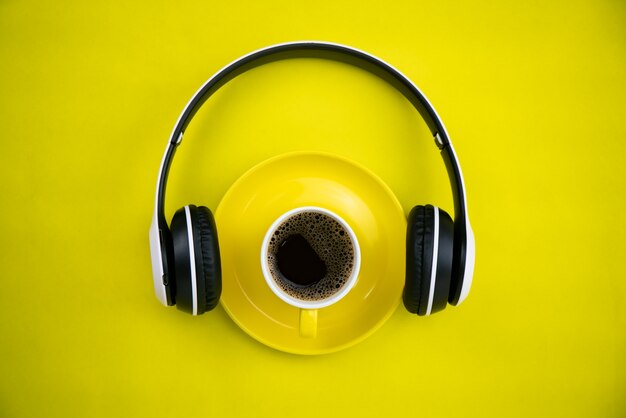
434, 132, 446, 149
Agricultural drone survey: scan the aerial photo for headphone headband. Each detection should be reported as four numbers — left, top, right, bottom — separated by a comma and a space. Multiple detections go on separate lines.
149, 41, 474, 307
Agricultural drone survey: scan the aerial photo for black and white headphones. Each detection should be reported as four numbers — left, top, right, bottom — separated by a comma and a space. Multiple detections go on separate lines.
149, 41, 475, 317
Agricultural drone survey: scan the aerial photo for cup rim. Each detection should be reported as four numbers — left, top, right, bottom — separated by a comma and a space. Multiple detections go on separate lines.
260, 206, 361, 309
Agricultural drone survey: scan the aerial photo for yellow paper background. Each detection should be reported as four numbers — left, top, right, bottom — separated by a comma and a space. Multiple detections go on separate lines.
1, 0, 625, 416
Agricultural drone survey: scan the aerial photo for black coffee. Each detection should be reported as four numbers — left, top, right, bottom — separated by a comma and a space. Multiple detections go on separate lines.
276, 234, 327, 286
266, 210, 355, 301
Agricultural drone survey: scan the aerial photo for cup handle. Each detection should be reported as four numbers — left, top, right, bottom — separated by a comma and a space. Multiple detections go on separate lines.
299, 309, 317, 338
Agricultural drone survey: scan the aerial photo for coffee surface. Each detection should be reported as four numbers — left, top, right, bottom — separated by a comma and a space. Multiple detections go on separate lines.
267, 211, 355, 301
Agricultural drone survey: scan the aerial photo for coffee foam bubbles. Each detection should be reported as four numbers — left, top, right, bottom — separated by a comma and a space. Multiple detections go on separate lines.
267, 211, 355, 301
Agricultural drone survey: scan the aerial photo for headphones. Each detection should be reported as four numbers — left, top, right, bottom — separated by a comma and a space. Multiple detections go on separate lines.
149, 41, 475, 317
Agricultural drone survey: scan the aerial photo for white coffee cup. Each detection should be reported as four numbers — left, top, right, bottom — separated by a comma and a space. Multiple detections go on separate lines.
260, 206, 361, 338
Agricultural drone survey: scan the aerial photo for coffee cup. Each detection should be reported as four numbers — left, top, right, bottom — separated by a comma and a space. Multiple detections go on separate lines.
260, 206, 361, 338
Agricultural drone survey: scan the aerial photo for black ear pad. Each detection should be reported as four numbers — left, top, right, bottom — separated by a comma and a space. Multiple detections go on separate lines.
170, 205, 222, 315
403, 205, 454, 316
403, 205, 433, 314
191, 205, 222, 313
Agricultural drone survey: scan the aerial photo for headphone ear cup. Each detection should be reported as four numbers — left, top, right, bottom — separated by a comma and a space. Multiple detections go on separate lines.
192, 205, 222, 313
403, 205, 454, 316
403, 205, 433, 315
170, 205, 222, 315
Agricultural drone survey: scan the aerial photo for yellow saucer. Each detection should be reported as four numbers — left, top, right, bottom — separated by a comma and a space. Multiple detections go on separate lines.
215, 152, 406, 355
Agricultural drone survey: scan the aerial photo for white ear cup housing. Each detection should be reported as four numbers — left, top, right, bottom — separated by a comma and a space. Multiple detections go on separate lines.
150, 210, 169, 306
458, 222, 475, 305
